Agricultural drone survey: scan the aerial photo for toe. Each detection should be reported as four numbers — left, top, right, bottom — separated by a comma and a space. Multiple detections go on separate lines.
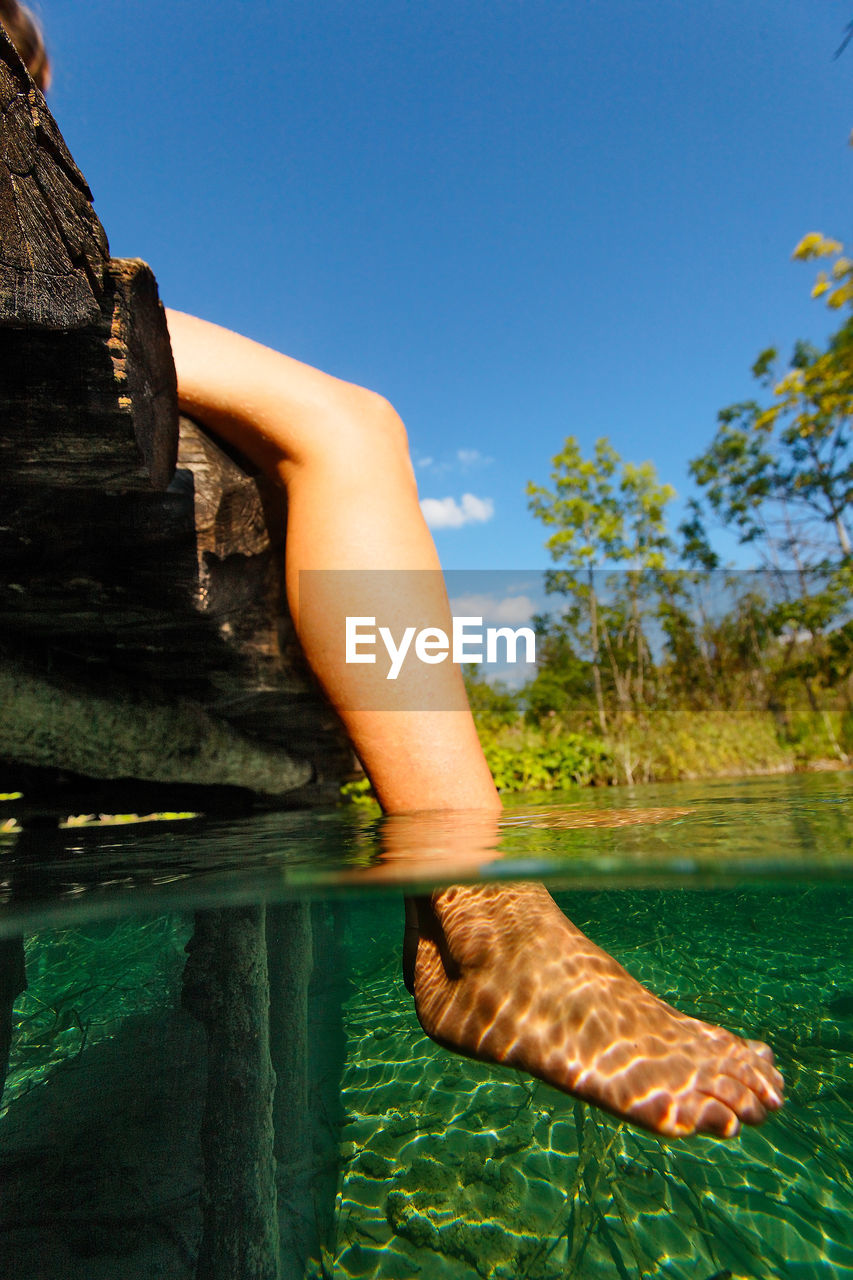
726, 1051, 784, 1109
746, 1037, 776, 1064
752, 1053, 785, 1101
631, 1088, 740, 1139
707, 1075, 768, 1126
675, 1093, 742, 1138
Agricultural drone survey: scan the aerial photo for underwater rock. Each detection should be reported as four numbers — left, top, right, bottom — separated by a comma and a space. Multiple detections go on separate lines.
353, 1150, 396, 1180
492, 1110, 535, 1157
385, 1192, 439, 1250
386, 1188, 538, 1280
406, 1154, 453, 1195
0, 658, 312, 797
458, 1151, 517, 1198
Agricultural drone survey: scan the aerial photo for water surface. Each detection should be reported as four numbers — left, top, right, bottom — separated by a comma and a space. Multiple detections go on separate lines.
0, 771, 851, 1278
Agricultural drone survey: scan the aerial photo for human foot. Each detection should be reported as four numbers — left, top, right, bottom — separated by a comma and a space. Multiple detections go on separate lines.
406, 882, 783, 1138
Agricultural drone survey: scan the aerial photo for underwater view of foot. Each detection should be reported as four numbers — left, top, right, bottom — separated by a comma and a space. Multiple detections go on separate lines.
408, 881, 784, 1137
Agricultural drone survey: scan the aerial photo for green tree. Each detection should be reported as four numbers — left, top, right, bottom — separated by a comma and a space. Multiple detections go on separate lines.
527, 436, 676, 728
521, 615, 594, 727
689, 233, 853, 716
527, 437, 620, 731
689, 233, 852, 568
462, 667, 521, 736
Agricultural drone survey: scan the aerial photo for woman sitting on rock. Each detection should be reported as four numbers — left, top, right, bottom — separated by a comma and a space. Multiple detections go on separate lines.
3, 0, 783, 1137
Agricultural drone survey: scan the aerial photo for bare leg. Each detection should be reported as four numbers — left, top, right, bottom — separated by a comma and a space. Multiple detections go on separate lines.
165, 311, 783, 1135
166, 310, 498, 813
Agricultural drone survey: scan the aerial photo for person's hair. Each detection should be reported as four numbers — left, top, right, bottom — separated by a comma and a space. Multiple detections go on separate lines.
0, 0, 50, 91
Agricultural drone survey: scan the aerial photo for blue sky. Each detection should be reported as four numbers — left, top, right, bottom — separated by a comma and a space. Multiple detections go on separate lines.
39, 1, 851, 574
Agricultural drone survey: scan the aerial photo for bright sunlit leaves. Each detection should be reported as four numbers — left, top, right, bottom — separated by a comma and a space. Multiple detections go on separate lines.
689, 231, 852, 565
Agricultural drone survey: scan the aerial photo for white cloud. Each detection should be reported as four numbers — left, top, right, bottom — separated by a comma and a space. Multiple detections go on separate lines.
420, 493, 495, 529
416, 448, 493, 476
456, 448, 492, 468
449, 593, 536, 624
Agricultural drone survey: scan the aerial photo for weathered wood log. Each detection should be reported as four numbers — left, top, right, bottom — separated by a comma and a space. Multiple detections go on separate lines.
176, 420, 349, 764
0, 437, 350, 797
0, 25, 107, 327
2, 25, 177, 489
0, 257, 179, 490
182, 908, 281, 1280
0, 996, 206, 1278
267, 903, 313, 1169
267, 903, 317, 1280
0, 25, 351, 800
0, 414, 351, 797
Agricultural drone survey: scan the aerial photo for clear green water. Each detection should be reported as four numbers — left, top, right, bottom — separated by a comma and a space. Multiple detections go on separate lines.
0, 772, 852, 1278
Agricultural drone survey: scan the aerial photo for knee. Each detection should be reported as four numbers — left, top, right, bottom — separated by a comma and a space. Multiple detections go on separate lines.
321, 383, 415, 480
346, 386, 409, 452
